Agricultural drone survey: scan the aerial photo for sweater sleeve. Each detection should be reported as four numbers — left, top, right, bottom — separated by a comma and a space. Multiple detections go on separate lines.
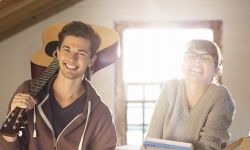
145, 83, 168, 139
194, 87, 235, 150
140, 79, 178, 150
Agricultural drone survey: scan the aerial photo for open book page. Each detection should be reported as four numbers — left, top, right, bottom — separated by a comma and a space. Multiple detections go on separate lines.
143, 138, 193, 150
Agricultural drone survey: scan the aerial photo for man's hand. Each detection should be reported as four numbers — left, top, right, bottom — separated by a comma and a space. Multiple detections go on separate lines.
1, 93, 37, 142
2, 135, 17, 142
10, 93, 37, 112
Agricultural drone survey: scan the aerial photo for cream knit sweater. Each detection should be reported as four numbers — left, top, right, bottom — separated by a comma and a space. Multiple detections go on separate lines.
141, 79, 235, 150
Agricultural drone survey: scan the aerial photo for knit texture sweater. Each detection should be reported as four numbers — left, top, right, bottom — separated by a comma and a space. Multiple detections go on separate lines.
142, 79, 235, 150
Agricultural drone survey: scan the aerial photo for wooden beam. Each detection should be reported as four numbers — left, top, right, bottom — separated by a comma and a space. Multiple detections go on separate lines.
0, 0, 84, 41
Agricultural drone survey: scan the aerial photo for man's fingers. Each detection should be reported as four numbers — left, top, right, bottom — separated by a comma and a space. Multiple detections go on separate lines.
11, 93, 37, 111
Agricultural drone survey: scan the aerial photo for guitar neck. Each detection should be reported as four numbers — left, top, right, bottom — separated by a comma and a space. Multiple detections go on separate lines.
29, 58, 59, 98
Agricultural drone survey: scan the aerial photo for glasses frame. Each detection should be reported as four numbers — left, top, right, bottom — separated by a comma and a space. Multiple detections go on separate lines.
184, 51, 215, 64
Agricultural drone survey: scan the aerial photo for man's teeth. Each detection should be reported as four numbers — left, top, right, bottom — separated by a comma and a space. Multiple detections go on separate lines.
66, 64, 77, 69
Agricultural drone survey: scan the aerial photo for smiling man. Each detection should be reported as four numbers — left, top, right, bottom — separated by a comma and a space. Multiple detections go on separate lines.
0, 21, 117, 150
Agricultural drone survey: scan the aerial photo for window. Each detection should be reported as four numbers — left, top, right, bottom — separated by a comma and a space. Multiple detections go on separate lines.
126, 83, 161, 145
114, 20, 222, 146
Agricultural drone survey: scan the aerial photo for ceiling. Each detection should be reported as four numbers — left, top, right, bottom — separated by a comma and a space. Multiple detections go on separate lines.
0, 0, 83, 41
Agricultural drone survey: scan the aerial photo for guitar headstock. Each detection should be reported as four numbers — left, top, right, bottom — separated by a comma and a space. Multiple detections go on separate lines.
0, 107, 27, 136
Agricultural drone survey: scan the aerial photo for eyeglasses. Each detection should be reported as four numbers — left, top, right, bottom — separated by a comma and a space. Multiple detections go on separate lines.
184, 52, 214, 64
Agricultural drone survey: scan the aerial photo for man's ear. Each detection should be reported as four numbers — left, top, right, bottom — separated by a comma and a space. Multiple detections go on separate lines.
88, 55, 97, 67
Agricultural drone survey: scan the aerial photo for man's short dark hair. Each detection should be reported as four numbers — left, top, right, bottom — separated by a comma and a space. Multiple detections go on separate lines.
58, 21, 101, 57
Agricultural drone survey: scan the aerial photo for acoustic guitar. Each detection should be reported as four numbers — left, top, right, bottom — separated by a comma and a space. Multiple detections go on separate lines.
0, 22, 119, 137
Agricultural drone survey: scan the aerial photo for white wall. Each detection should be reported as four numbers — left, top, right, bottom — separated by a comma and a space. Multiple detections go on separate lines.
0, 0, 250, 143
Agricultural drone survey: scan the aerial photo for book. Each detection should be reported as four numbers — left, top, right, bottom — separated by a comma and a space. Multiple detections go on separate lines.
143, 138, 193, 150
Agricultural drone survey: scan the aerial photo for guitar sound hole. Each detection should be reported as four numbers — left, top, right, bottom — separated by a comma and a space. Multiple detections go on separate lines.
45, 41, 58, 57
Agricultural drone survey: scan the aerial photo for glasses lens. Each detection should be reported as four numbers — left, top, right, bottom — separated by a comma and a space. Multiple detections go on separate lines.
185, 52, 214, 64
201, 55, 214, 63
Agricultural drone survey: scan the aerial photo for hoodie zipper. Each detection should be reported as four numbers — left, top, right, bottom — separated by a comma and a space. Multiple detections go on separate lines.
53, 114, 82, 149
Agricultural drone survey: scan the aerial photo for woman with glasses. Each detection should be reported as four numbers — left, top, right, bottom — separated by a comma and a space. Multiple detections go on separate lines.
141, 39, 235, 150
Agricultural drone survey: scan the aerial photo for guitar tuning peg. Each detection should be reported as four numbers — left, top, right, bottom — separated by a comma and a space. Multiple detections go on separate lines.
4, 124, 7, 127
11, 112, 15, 117
7, 118, 11, 122
18, 130, 23, 136
13, 125, 16, 129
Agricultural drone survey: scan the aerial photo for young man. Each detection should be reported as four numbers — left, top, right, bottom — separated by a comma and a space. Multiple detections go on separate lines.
0, 21, 117, 150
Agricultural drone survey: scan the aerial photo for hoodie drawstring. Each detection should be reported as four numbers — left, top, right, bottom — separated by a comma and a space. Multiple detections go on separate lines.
78, 101, 91, 150
33, 107, 37, 137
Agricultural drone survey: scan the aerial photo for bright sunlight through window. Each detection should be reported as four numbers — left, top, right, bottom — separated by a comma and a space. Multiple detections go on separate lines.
123, 28, 213, 83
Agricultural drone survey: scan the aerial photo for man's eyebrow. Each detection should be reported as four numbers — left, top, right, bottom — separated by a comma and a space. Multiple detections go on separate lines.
78, 49, 89, 54
61, 46, 89, 53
